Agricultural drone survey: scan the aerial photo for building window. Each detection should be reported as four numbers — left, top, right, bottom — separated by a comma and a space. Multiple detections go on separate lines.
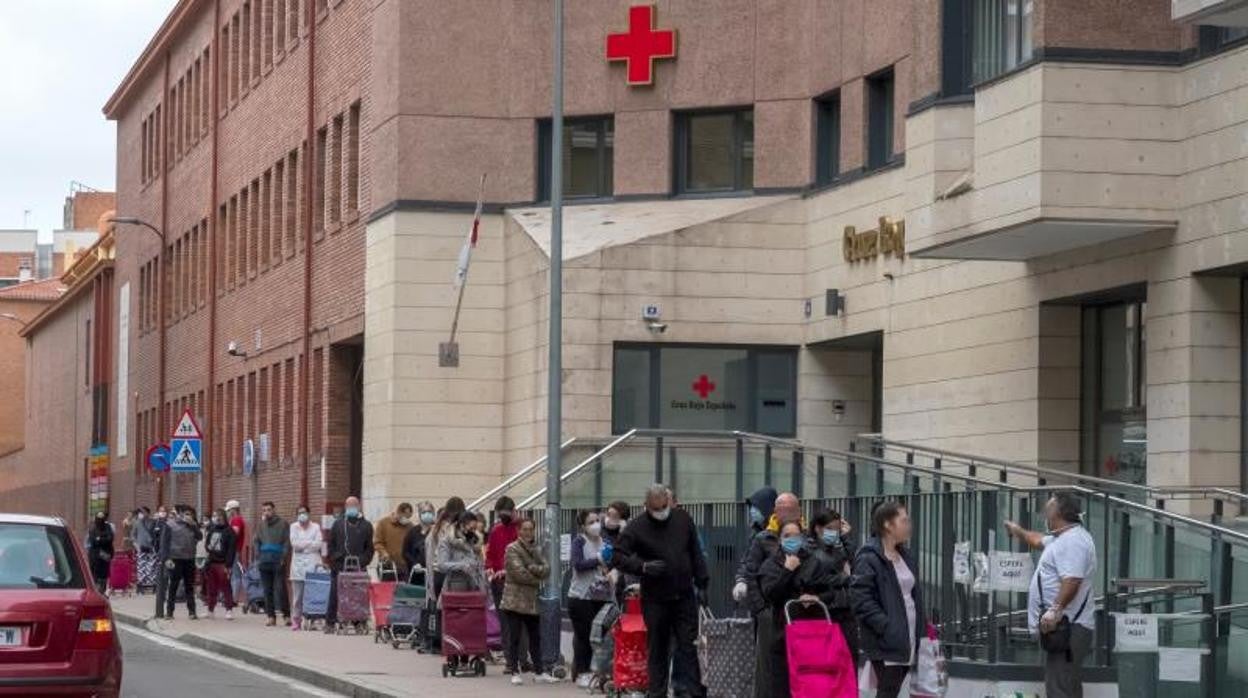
1080, 299, 1147, 484
537, 116, 614, 201
314, 126, 327, 233
330, 113, 343, 225
866, 68, 895, 170
347, 102, 360, 213
973, 0, 1033, 83
676, 109, 754, 194
286, 149, 299, 253
612, 343, 797, 436
1200, 25, 1248, 55
815, 93, 840, 186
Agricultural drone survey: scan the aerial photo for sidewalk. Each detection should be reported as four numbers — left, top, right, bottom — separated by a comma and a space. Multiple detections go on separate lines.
109, 593, 586, 698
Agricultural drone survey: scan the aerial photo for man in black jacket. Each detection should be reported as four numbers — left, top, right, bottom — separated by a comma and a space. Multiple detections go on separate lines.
324, 495, 374, 631
614, 484, 709, 698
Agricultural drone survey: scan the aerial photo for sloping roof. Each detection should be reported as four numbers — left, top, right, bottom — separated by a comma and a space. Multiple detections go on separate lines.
507, 195, 795, 262
0, 278, 66, 302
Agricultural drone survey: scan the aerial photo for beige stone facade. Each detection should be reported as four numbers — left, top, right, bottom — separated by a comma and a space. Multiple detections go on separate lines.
366, 36, 1248, 512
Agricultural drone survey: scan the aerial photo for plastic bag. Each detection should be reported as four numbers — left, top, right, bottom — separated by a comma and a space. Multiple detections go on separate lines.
911, 626, 948, 697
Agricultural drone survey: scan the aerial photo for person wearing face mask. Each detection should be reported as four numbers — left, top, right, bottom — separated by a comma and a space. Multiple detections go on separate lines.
402, 501, 435, 583
326, 495, 374, 632
150, 506, 171, 616
225, 500, 247, 568
87, 511, 115, 594
253, 501, 291, 627
374, 502, 414, 581
202, 509, 238, 619
426, 497, 466, 602
500, 517, 558, 685
437, 511, 487, 591
568, 510, 614, 687
809, 509, 859, 666
614, 484, 709, 698
736, 490, 798, 698
732, 487, 778, 606
288, 505, 325, 631
161, 506, 203, 620
485, 496, 519, 611
851, 500, 925, 698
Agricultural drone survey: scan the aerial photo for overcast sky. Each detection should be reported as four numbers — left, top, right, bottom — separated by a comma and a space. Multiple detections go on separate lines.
0, 0, 174, 240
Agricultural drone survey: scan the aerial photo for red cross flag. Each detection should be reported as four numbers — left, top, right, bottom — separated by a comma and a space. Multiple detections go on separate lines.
454, 174, 487, 288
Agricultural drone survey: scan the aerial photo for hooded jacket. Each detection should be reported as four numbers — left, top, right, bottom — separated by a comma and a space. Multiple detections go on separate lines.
851, 537, 925, 663
204, 522, 238, 567
161, 517, 201, 562
733, 487, 782, 614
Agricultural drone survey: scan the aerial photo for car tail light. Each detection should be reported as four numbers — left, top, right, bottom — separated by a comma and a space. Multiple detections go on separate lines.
76, 607, 115, 650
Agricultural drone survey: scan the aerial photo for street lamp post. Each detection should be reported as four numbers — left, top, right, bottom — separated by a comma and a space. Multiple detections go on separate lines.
109, 217, 171, 509
544, 0, 565, 605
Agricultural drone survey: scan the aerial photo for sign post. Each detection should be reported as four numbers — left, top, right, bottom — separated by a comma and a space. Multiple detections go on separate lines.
169, 409, 204, 514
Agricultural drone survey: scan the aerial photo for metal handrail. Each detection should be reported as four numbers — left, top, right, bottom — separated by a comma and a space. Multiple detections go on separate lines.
516, 430, 638, 510
860, 433, 1248, 510
467, 437, 578, 511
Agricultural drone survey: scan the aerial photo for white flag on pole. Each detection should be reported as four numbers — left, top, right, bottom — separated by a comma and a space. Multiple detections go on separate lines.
454, 174, 487, 288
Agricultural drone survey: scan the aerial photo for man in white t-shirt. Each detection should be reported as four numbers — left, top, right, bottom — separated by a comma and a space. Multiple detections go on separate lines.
1005, 491, 1096, 698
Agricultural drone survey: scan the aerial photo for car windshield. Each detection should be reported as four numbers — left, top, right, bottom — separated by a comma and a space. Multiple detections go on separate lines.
0, 523, 84, 589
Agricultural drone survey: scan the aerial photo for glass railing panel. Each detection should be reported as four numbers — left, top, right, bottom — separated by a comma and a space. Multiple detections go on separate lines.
666, 442, 742, 502
1215, 608, 1248, 695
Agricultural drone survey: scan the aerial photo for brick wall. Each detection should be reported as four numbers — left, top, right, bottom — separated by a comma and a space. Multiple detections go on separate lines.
0, 297, 53, 454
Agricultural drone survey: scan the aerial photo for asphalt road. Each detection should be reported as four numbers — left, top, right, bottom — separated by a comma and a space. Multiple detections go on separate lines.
118, 626, 334, 697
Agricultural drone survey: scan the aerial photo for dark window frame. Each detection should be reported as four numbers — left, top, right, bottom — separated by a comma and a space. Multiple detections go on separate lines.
611, 341, 799, 437
1079, 296, 1148, 482
815, 92, 841, 186
536, 115, 615, 202
972, 0, 1035, 83
674, 107, 755, 195
866, 68, 896, 170
1199, 25, 1248, 56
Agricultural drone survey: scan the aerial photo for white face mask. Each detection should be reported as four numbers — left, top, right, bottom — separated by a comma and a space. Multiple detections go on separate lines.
586, 522, 602, 537
649, 507, 671, 522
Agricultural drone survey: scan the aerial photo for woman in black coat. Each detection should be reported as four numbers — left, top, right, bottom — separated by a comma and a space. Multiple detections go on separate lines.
851, 500, 925, 698
759, 520, 849, 698
86, 512, 115, 594
810, 510, 860, 666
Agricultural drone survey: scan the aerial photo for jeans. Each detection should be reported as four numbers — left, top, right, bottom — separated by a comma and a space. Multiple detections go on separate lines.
165, 559, 197, 618
640, 595, 706, 698
290, 580, 305, 620
259, 564, 290, 619
870, 662, 910, 698
568, 598, 606, 678
502, 610, 542, 674
1044, 624, 1093, 698
202, 562, 235, 612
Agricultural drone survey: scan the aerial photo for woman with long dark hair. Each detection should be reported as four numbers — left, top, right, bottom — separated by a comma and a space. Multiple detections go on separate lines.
86, 512, 115, 594
426, 496, 466, 601
851, 500, 925, 698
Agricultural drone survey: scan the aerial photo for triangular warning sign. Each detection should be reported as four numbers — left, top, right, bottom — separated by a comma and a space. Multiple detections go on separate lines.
173, 441, 198, 464
172, 409, 202, 439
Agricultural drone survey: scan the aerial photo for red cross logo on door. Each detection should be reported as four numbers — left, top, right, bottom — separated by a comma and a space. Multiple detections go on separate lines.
692, 374, 716, 399
606, 4, 677, 86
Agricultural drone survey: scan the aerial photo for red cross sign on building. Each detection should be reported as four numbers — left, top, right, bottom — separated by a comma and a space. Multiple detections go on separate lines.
692, 374, 716, 399
606, 4, 677, 86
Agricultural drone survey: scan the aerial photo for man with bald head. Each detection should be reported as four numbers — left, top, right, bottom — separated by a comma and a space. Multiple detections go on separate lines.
325, 495, 373, 632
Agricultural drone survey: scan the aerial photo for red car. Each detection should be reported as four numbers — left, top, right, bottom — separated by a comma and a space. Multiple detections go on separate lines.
0, 514, 122, 697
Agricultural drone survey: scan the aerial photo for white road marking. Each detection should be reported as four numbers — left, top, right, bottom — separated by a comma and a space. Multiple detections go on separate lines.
117, 623, 339, 697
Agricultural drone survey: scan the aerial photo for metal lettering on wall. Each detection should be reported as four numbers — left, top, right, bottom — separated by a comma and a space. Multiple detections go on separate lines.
843, 217, 905, 263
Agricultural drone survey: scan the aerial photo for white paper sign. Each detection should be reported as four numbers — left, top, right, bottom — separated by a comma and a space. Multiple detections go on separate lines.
972, 552, 990, 593
560, 533, 572, 562
953, 541, 971, 584
987, 550, 1034, 592
1157, 647, 1202, 683
1115, 613, 1159, 651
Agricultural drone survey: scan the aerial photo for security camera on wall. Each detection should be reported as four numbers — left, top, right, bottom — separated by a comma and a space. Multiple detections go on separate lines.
226, 340, 247, 358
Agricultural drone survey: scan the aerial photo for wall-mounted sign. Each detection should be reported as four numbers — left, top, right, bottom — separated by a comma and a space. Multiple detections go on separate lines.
606, 4, 676, 86
843, 216, 905, 263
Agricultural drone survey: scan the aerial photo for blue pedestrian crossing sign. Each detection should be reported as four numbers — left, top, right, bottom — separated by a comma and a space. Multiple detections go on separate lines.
170, 438, 202, 473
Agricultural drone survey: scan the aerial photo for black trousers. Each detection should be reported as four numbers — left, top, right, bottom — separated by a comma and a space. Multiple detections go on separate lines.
831, 608, 861, 668
165, 560, 197, 617
870, 661, 910, 698
491, 580, 511, 664
568, 598, 606, 678
259, 564, 290, 619
502, 610, 542, 674
640, 595, 706, 698
154, 564, 168, 616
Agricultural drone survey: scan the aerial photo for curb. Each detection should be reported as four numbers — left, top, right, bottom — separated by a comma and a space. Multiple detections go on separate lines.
112, 609, 401, 698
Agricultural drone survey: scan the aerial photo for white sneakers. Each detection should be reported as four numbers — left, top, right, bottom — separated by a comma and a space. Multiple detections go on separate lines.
224, 610, 234, 621
576, 675, 592, 689
510, 675, 524, 686
535, 673, 561, 684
